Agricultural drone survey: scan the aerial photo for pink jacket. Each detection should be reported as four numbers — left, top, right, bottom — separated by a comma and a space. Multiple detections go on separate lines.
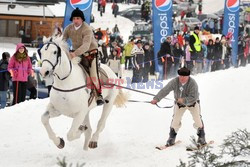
8, 43, 32, 82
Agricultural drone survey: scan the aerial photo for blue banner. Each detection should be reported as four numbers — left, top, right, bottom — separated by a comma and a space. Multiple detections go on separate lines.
63, 0, 93, 28
223, 0, 240, 67
152, 0, 173, 72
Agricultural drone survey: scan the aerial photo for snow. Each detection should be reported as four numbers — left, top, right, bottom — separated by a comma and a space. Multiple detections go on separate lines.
1, 66, 250, 166
1, 1, 250, 167
0, 3, 55, 17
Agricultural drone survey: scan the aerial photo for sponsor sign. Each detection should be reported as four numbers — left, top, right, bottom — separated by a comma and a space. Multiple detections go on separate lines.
223, 0, 240, 66
152, 0, 173, 72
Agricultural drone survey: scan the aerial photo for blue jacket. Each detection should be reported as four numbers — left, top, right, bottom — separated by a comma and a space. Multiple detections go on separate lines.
0, 59, 10, 91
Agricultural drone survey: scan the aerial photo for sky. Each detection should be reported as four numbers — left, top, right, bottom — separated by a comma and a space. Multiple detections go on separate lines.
1, 1, 249, 167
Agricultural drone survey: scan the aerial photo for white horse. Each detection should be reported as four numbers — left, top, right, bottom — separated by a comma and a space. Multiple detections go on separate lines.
39, 36, 127, 150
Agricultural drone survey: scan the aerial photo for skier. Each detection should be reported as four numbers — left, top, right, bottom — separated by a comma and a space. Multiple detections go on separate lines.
151, 67, 207, 146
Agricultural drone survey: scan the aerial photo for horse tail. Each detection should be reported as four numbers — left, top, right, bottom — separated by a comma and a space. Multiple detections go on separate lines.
114, 89, 128, 108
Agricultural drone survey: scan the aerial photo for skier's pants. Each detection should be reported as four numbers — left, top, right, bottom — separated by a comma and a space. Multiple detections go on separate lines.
170, 102, 203, 132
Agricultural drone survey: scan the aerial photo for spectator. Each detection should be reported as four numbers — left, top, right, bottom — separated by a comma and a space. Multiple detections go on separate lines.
238, 35, 246, 67
189, 26, 202, 74
8, 43, 33, 105
37, 33, 44, 48
195, 40, 206, 74
183, 41, 193, 71
108, 49, 120, 77
27, 75, 37, 99
157, 36, 174, 80
131, 40, 145, 83
180, 11, 186, 20
149, 40, 155, 75
112, 24, 120, 34
172, 42, 184, 77
123, 39, 135, 70
142, 42, 152, 82
141, 0, 151, 22
204, 39, 214, 72
177, 31, 184, 48
208, 19, 215, 33
112, 3, 119, 18
95, 28, 103, 41
98, 40, 109, 64
0, 52, 11, 109
224, 38, 232, 69
100, 0, 106, 16
211, 37, 222, 71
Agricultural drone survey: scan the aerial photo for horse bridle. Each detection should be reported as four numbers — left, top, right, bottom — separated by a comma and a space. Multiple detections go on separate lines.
40, 38, 72, 80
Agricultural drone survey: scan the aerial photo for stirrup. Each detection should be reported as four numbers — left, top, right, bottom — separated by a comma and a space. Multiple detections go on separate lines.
96, 95, 104, 106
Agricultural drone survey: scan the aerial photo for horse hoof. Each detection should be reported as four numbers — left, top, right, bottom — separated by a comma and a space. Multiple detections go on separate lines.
88, 141, 97, 149
57, 138, 65, 149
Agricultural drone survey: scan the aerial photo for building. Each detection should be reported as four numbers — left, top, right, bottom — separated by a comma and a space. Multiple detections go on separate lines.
0, 2, 65, 45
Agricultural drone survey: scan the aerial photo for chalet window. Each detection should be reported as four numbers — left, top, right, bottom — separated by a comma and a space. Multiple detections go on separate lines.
0, 20, 7, 37
8, 20, 20, 37
0, 19, 20, 37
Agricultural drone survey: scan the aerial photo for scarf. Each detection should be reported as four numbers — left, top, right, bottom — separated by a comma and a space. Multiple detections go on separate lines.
16, 52, 27, 62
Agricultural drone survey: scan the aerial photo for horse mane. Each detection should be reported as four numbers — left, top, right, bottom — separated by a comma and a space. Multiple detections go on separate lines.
50, 36, 81, 64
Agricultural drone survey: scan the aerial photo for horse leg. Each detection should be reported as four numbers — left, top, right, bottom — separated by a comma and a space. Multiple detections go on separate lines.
89, 102, 114, 149
41, 104, 63, 149
67, 108, 88, 142
82, 112, 92, 150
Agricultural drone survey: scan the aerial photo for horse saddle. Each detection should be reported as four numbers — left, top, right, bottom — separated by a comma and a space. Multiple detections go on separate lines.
78, 63, 109, 106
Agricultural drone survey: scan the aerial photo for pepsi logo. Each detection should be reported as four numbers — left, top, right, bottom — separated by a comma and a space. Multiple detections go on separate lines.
155, 0, 172, 12
70, 0, 92, 11
226, 0, 239, 13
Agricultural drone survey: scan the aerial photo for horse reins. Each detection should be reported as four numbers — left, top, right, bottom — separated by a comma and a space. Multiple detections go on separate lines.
52, 82, 174, 108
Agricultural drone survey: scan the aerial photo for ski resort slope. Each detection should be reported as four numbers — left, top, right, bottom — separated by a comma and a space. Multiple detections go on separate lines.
1, 66, 250, 167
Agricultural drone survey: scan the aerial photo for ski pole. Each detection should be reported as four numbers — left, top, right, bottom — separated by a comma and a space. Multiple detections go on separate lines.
15, 81, 19, 104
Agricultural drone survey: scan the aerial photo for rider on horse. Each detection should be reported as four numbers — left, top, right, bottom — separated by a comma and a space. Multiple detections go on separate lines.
63, 7, 104, 106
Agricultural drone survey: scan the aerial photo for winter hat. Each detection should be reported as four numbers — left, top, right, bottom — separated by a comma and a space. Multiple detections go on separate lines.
194, 26, 200, 30
136, 40, 142, 44
178, 67, 190, 76
2, 52, 10, 60
70, 7, 85, 21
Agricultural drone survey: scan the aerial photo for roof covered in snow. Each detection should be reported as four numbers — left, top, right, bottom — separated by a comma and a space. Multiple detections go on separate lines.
0, 2, 65, 17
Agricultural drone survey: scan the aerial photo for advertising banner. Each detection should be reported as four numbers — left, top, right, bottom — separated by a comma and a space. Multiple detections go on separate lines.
152, 0, 173, 72
223, 0, 240, 66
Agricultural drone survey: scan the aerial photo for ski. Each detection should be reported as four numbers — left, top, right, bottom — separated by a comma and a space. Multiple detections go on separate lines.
186, 140, 214, 151
155, 140, 182, 150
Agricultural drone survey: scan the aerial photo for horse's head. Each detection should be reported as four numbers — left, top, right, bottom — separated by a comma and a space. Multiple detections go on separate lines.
39, 36, 64, 79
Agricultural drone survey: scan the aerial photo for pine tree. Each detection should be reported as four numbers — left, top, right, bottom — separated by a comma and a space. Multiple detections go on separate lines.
177, 129, 250, 167
57, 156, 86, 167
